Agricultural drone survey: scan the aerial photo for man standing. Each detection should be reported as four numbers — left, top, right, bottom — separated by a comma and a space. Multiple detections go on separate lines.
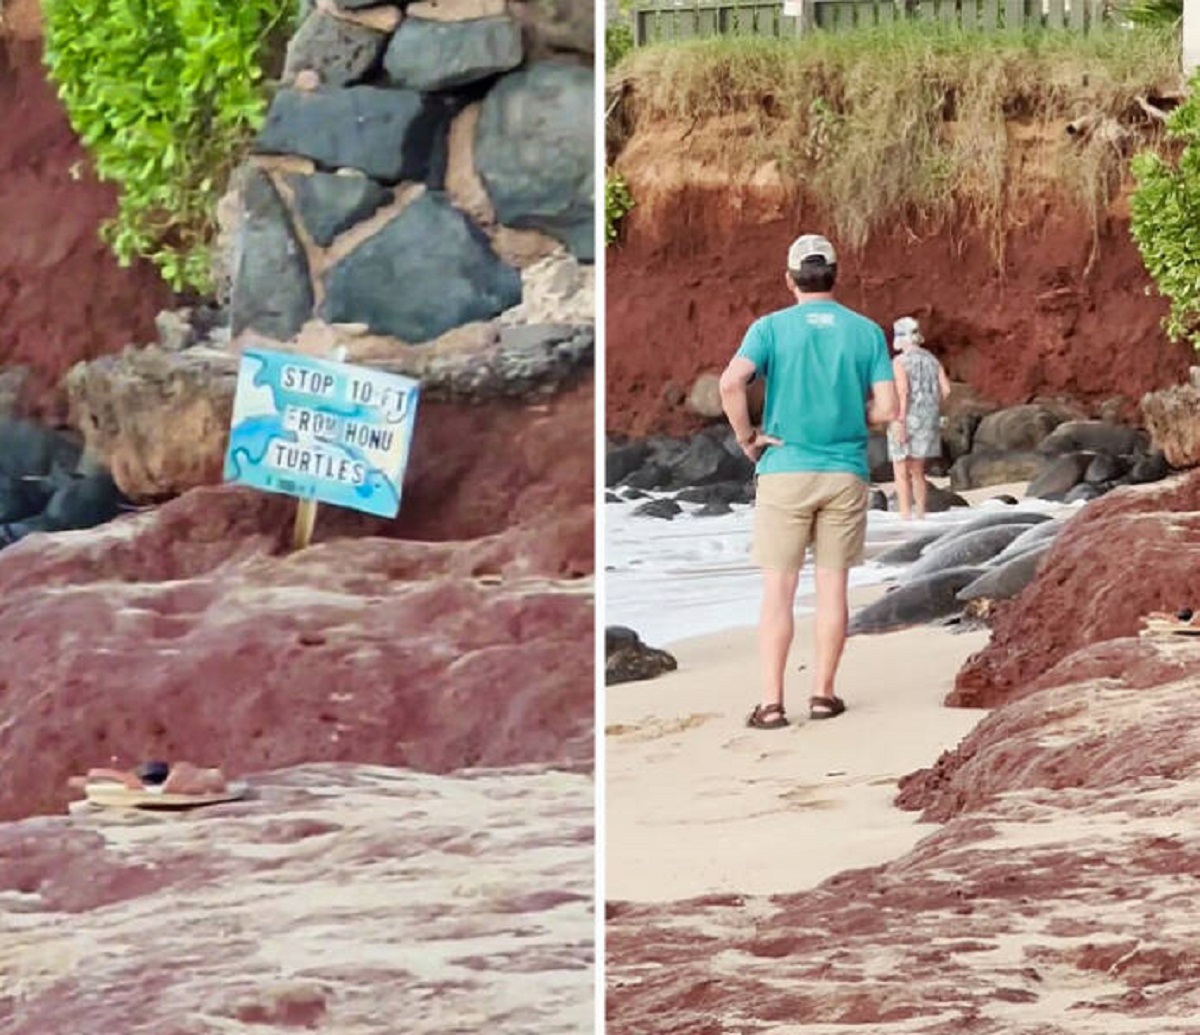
719, 234, 897, 728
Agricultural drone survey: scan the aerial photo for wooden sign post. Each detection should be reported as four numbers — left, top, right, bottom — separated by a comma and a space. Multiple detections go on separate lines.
290, 346, 346, 551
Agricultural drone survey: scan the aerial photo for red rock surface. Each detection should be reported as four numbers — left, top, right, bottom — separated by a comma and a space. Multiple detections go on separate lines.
0, 763, 592, 1034
607, 635, 1200, 1033
951, 471, 1200, 709
0, 486, 593, 822
607, 186, 1195, 437
0, 32, 170, 420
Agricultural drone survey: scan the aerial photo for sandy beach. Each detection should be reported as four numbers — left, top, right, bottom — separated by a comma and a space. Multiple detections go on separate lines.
606, 588, 988, 901
606, 481, 1051, 903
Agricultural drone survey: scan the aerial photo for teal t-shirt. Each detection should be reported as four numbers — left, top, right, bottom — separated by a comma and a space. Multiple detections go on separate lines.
736, 300, 893, 480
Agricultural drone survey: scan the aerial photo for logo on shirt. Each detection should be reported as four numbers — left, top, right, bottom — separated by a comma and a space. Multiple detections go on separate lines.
805, 312, 835, 328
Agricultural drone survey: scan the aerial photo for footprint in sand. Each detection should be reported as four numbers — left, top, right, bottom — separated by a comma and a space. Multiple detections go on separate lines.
605, 713, 717, 742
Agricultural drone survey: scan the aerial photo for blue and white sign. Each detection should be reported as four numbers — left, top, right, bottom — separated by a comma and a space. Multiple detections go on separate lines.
223, 347, 420, 519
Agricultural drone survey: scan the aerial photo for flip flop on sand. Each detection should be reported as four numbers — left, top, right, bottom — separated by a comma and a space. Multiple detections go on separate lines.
1140, 609, 1200, 639
81, 781, 247, 810
746, 703, 789, 730
70, 761, 246, 810
809, 696, 847, 720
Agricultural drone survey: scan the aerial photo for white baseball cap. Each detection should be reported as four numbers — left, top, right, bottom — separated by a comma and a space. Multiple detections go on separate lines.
894, 316, 923, 343
787, 233, 837, 270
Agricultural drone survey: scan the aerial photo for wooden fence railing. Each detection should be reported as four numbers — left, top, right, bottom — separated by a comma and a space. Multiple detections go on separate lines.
631, 0, 1110, 45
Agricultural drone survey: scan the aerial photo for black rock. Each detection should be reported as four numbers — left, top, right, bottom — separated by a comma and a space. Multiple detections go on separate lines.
0, 473, 52, 522
991, 494, 1019, 505
868, 488, 888, 511
606, 439, 650, 487
384, 16, 523, 91
230, 169, 314, 340
255, 87, 451, 185
620, 466, 668, 492
621, 488, 649, 500
675, 480, 752, 506
285, 172, 390, 248
633, 498, 682, 520
661, 433, 751, 490
43, 472, 126, 531
322, 191, 521, 341
0, 419, 84, 480
475, 62, 594, 261
605, 492, 621, 503
695, 500, 733, 517
284, 11, 388, 88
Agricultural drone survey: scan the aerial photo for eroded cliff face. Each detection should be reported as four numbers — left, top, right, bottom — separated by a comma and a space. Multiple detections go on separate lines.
0, 8, 171, 419
606, 120, 1197, 437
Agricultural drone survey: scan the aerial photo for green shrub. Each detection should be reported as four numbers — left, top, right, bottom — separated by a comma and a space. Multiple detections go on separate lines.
1132, 76, 1200, 350
606, 171, 635, 246
43, 0, 292, 293
606, 19, 634, 70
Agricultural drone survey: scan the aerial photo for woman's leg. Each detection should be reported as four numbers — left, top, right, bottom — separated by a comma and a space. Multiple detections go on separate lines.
892, 458, 912, 520
911, 458, 928, 519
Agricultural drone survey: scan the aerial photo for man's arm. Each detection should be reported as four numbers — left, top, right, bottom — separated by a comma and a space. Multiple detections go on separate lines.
867, 379, 899, 426
719, 357, 758, 446
720, 357, 780, 462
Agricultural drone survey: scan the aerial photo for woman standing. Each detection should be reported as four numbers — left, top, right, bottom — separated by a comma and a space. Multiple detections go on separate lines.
888, 317, 951, 521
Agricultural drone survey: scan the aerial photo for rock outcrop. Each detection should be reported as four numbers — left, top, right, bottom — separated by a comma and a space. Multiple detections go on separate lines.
951, 471, 1200, 709
1142, 375, 1200, 470
0, 763, 592, 1034
0, 485, 593, 821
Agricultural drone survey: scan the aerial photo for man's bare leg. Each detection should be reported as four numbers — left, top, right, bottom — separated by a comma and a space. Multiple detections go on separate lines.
812, 565, 850, 703
759, 567, 801, 711
892, 458, 912, 520
912, 459, 928, 520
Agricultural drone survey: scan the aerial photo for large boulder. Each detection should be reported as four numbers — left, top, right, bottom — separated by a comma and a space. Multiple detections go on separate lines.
972, 404, 1066, 453
255, 87, 451, 184
322, 190, 522, 341
475, 62, 594, 260
384, 16, 524, 91
949, 449, 1047, 491
1141, 381, 1200, 470
64, 347, 238, 500
229, 169, 315, 340
1039, 419, 1148, 458
0, 763, 591, 1032
0, 486, 593, 822
659, 430, 751, 490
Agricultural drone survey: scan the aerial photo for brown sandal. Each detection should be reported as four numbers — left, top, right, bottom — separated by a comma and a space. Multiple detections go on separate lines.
746, 703, 789, 729
809, 696, 846, 720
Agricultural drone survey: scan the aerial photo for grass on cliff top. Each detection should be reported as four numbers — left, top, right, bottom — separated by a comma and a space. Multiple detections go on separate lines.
611, 25, 1181, 254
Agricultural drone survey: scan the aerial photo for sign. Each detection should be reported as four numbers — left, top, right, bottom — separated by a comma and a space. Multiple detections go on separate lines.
224, 347, 420, 519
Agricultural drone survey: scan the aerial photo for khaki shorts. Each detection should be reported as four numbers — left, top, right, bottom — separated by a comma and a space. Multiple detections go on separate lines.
752, 472, 869, 571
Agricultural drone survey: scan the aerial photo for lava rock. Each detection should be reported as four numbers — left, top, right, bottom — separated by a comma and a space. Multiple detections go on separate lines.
256, 87, 451, 185
1129, 450, 1170, 485
475, 62, 594, 260
695, 501, 733, 517
285, 172, 390, 248
633, 498, 682, 521
1039, 420, 1148, 458
384, 16, 523, 91
284, 11, 389, 87
230, 169, 314, 340
1026, 452, 1093, 500
322, 191, 521, 341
